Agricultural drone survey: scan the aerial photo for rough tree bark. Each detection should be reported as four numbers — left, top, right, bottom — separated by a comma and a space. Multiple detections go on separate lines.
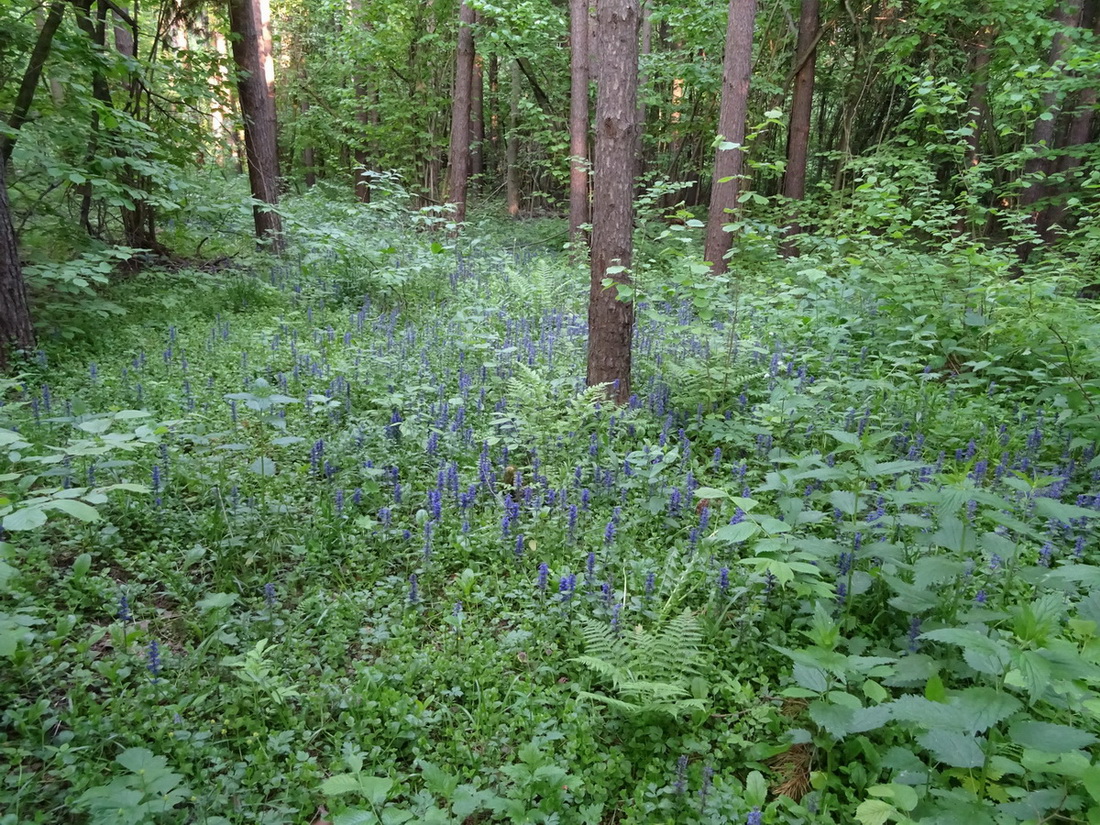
228, 0, 284, 251
704, 0, 757, 275
0, 163, 35, 372
569, 0, 590, 249
447, 0, 476, 224
780, 0, 819, 257
586, 0, 639, 406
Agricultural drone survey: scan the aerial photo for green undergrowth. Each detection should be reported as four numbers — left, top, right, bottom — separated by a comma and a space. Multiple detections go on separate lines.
1, 197, 1099, 825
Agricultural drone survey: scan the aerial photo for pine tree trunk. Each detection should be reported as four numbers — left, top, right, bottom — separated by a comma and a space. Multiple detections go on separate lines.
228, 0, 284, 252
448, 0, 475, 224
586, 0, 639, 406
0, 163, 35, 371
780, 0, 819, 257
704, 0, 757, 275
569, 0, 590, 249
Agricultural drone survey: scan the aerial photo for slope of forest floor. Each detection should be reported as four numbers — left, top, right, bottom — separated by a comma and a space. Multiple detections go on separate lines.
2, 192, 1100, 825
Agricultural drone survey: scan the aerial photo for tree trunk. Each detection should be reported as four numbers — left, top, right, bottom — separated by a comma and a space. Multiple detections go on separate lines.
471, 52, 485, 182
704, 0, 757, 275
586, 0, 639, 406
301, 99, 317, 188
448, 0, 475, 224
0, 163, 35, 372
506, 59, 521, 217
112, 5, 160, 254
780, 0, 819, 257
1041, 0, 1098, 235
228, 0, 284, 251
569, 0, 590, 249
1018, 0, 1084, 259
1, 1, 65, 164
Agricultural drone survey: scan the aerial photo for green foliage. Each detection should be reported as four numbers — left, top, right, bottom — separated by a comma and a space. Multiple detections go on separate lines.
573, 610, 708, 718
75, 748, 191, 824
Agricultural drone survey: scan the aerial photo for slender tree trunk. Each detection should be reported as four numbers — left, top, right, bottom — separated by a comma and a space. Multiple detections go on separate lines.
351, 0, 372, 202
73, 0, 112, 236
301, 99, 316, 187
704, 0, 757, 275
1018, 0, 1084, 259
569, 0, 590, 249
587, 0, 639, 406
1, 1, 65, 164
964, 26, 994, 168
471, 53, 485, 182
112, 5, 160, 254
780, 0, 819, 256
506, 59, 521, 217
488, 53, 500, 173
228, 0, 284, 251
0, 163, 35, 372
448, 0, 475, 224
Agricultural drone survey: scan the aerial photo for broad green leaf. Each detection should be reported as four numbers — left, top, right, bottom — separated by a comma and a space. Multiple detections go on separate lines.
333, 811, 379, 825
856, 799, 898, 825
42, 499, 100, 522
921, 628, 1010, 676
916, 729, 985, 768
1008, 721, 1098, 752
809, 700, 854, 738
321, 773, 365, 796
711, 522, 759, 543
745, 770, 768, 807
692, 487, 728, 500
2, 507, 48, 531
419, 759, 459, 797
117, 747, 166, 773
793, 663, 828, 692
197, 592, 238, 612
249, 457, 277, 476
359, 776, 394, 807
951, 687, 1021, 732
829, 490, 859, 515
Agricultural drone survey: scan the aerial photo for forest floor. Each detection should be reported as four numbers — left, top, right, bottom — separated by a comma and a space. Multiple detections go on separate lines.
2, 194, 1099, 825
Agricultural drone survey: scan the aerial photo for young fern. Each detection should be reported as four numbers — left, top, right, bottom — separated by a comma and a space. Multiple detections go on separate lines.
572, 610, 707, 718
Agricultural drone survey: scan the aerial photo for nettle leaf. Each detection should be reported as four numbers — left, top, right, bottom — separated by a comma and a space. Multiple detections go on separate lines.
917, 729, 985, 768
793, 663, 828, 692
951, 687, 1021, 732
809, 700, 854, 738
829, 490, 860, 515
921, 628, 1011, 675
1009, 721, 1099, 752
1006, 649, 1052, 704
249, 457, 277, 476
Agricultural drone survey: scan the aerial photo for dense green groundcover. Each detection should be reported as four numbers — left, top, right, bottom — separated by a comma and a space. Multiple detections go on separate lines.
2, 193, 1099, 825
